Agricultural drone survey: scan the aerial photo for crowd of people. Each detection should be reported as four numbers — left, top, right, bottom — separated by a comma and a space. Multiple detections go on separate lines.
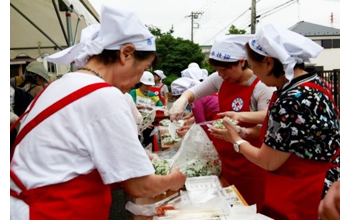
10, 3, 339, 220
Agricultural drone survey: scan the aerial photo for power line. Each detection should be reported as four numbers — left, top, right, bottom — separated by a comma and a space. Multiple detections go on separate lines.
258, 0, 297, 19
203, 7, 251, 44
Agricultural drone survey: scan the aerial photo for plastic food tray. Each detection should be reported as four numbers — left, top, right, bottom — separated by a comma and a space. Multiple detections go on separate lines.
185, 176, 222, 191
185, 176, 224, 205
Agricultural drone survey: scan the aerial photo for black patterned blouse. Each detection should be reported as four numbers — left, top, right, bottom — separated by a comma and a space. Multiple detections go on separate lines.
264, 68, 340, 197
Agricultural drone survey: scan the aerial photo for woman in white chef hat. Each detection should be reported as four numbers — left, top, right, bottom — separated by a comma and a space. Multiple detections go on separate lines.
181, 62, 208, 82
218, 23, 340, 219
10, 5, 186, 220
170, 34, 275, 211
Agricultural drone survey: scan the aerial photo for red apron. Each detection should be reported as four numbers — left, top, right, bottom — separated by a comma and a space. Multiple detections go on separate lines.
260, 82, 340, 220
10, 82, 113, 219
150, 84, 167, 123
150, 84, 165, 104
211, 78, 266, 210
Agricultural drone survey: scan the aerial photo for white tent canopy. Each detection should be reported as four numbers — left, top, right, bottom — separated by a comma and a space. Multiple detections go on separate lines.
10, 0, 99, 60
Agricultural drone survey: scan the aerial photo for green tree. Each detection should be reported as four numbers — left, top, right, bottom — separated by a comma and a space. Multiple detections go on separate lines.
148, 26, 205, 88
228, 25, 246, 34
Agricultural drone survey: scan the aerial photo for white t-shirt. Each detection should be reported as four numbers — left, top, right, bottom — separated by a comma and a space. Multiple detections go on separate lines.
124, 92, 143, 126
189, 72, 276, 111
10, 72, 154, 220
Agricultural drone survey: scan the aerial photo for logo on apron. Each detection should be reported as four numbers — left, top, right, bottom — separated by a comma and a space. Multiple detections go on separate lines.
232, 98, 243, 111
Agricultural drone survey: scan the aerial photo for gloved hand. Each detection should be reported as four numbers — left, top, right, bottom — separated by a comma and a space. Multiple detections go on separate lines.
237, 126, 249, 138
169, 97, 188, 121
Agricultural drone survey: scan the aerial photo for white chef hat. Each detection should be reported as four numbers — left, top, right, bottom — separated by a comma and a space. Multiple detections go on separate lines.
171, 77, 200, 96
181, 63, 208, 81
153, 70, 166, 80
209, 34, 253, 62
46, 5, 156, 69
248, 23, 323, 81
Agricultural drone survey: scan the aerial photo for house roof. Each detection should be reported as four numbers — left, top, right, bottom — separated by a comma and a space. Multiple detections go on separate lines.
289, 21, 340, 36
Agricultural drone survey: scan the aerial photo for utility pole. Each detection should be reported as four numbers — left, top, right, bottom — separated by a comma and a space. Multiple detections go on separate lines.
251, 0, 256, 34
186, 12, 203, 42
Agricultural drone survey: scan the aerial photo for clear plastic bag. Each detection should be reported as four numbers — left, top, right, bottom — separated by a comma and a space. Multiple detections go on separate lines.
137, 108, 156, 133
171, 124, 221, 177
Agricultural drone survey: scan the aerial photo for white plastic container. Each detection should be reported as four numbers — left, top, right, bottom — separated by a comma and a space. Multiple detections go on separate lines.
185, 175, 222, 191
185, 176, 223, 204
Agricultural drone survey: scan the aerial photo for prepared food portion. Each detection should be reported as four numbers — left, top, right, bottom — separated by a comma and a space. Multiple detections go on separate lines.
213, 117, 239, 130
153, 158, 171, 175
159, 119, 171, 127
213, 119, 226, 129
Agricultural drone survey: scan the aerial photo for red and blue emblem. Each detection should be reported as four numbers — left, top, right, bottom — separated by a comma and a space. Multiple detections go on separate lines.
232, 98, 243, 111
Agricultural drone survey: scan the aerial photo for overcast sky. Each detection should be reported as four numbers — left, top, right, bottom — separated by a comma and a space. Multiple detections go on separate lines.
89, 0, 340, 45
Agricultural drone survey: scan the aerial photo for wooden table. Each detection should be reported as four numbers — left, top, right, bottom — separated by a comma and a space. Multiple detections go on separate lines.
159, 127, 181, 150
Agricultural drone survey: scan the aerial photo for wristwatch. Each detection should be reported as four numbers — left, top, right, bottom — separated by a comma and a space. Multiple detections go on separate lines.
233, 140, 248, 153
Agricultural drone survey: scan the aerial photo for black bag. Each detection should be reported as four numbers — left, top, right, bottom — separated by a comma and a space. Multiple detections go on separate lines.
13, 87, 35, 116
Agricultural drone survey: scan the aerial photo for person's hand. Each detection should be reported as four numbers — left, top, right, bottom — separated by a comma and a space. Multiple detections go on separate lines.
169, 97, 188, 121
238, 126, 249, 138
217, 111, 241, 121
168, 167, 186, 191
183, 115, 195, 127
208, 124, 234, 143
208, 121, 246, 142
318, 180, 340, 220
176, 125, 191, 137
208, 118, 244, 143
136, 104, 153, 110
183, 111, 193, 120
147, 124, 154, 129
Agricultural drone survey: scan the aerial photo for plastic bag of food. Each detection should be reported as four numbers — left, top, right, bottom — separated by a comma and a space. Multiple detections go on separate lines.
170, 124, 222, 177
137, 108, 156, 133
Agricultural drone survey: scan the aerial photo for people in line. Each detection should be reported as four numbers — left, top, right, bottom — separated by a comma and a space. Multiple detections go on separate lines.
169, 34, 276, 211
129, 71, 164, 149
211, 23, 340, 219
150, 70, 169, 108
170, 77, 219, 136
19, 61, 49, 97
130, 71, 164, 109
10, 61, 42, 88
10, 5, 186, 220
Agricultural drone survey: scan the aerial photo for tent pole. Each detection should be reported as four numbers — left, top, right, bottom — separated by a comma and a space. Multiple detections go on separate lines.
65, 9, 75, 71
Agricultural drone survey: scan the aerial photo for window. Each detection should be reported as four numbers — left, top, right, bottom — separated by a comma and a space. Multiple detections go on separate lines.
333, 39, 340, 48
322, 39, 332, 48
47, 62, 56, 73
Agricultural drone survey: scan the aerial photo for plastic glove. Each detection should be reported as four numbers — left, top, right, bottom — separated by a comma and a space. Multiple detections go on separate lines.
237, 126, 249, 138
169, 97, 188, 121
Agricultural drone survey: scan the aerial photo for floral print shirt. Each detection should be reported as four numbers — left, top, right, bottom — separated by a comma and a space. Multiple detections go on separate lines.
264, 69, 340, 197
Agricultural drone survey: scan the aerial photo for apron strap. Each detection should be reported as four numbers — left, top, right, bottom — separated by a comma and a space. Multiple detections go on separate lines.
10, 82, 112, 161
10, 82, 52, 132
